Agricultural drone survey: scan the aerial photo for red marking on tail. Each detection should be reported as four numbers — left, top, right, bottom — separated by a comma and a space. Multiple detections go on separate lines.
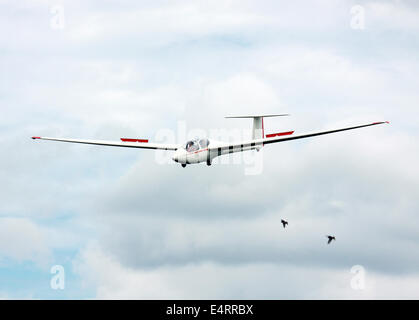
265, 131, 294, 138
262, 118, 265, 146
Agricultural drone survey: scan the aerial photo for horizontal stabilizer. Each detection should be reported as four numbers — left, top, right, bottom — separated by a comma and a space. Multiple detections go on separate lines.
225, 114, 289, 119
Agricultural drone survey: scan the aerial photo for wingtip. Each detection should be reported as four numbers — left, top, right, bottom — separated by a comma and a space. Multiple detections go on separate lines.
31, 136, 41, 140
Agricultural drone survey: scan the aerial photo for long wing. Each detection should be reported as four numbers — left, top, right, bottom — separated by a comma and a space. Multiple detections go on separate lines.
31, 136, 179, 151
208, 121, 389, 155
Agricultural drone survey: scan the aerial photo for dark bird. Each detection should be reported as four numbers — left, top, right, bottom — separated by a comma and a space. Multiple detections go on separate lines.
326, 235, 336, 244
281, 219, 288, 228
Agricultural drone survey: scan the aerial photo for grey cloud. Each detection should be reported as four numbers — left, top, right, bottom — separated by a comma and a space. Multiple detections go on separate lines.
82, 127, 419, 278
74, 244, 419, 299
0, 218, 51, 266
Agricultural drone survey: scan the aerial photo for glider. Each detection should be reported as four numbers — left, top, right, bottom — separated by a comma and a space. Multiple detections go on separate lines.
32, 115, 389, 168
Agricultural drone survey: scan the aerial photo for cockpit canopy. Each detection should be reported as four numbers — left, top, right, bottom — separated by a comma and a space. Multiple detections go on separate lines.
184, 138, 210, 152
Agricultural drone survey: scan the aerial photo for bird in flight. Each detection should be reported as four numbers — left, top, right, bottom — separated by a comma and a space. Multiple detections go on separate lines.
281, 219, 288, 228
326, 235, 336, 244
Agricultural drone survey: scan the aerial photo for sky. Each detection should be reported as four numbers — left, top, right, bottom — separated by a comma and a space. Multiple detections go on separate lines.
1, 0, 419, 299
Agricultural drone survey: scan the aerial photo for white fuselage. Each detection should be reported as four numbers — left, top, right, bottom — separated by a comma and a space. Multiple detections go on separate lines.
171, 138, 213, 165
172, 147, 209, 164
171, 138, 258, 166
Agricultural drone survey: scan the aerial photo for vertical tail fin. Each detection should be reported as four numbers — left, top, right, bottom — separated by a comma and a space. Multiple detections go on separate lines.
225, 114, 290, 140
252, 117, 264, 140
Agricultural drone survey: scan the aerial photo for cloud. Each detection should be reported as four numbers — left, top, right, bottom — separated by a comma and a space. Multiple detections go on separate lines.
72, 114, 419, 281
0, 292, 9, 300
74, 244, 419, 299
1, 0, 419, 299
366, 1, 419, 30
0, 218, 51, 266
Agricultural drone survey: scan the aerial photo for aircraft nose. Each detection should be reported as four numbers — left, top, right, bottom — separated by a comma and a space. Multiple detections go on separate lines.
172, 155, 178, 162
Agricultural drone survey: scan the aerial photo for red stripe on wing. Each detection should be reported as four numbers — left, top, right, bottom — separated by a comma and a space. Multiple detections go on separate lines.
121, 138, 149, 143
265, 131, 294, 138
